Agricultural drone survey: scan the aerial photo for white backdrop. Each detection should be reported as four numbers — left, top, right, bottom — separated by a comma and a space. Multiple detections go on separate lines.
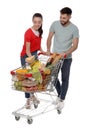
0, 0, 92, 129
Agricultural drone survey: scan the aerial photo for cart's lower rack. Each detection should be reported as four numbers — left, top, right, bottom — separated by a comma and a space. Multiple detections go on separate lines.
12, 90, 62, 124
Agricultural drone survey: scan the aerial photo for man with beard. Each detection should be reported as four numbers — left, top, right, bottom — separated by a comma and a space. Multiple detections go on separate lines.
46, 7, 79, 110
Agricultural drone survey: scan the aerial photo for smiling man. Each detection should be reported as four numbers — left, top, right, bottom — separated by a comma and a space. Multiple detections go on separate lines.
46, 7, 79, 110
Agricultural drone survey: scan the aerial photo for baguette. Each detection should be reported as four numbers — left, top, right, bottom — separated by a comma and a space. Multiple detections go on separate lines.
45, 53, 57, 67
25, 56, 35, 63
52, 54, 62, 64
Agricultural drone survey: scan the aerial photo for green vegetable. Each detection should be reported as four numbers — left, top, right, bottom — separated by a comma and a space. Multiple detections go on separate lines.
32, 67, 42, 84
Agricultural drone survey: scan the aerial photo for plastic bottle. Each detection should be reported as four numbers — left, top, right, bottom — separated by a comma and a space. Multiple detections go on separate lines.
25, 63, 35, 81
25, 62, 31, 69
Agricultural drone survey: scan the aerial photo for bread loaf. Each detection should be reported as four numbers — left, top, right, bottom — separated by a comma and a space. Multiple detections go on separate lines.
52, 54, 62, 64
25, 56, 35, 63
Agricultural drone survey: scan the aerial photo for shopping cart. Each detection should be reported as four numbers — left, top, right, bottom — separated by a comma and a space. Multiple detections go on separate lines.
10, 53, 64, 124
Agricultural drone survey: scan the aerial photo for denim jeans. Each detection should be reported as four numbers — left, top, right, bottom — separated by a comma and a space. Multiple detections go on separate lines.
55, 58, 72, 100
20, 50, 38, 98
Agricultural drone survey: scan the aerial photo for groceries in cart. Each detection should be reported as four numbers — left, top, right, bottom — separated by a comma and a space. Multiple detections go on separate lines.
11, 53, 63, 92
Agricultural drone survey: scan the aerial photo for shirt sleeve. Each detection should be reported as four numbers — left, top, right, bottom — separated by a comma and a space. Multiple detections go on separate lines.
49, 22, 55, 33
24, 30, 31, 42
73, 26, 79, 39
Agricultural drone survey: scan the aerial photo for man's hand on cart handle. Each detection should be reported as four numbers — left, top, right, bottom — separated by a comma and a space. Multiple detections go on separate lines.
60, 52, 67, 58
45, 50, 51, 56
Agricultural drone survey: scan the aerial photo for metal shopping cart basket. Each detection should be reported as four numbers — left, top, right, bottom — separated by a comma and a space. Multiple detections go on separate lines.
10, 53, 64, 124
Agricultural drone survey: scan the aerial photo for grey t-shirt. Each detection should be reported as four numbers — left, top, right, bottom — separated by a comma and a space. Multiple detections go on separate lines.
49, 21, 79, 58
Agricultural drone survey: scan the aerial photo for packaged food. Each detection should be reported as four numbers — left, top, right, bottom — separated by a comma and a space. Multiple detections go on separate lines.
45, 53, 57, 67
16, 69, 28, 80
22, 79, 38, 87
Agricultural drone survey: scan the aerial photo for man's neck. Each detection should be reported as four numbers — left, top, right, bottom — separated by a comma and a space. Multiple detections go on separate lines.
62, 21, 71, 27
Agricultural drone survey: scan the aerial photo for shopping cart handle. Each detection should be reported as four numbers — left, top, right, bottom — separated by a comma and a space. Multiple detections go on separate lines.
38, 52, 52, 56
38, 52, 67, 58
38, 52, 44, 56
64, 54, 67, 58
10, 71, 15, 75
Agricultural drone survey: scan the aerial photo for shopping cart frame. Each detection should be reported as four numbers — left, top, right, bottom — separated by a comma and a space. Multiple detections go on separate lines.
11, 53, 64, 124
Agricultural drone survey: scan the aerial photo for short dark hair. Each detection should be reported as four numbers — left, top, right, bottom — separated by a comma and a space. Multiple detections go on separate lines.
60, 7, 72, 15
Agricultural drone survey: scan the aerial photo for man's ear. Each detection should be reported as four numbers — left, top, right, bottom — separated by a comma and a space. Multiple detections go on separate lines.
69, 15, 71, 19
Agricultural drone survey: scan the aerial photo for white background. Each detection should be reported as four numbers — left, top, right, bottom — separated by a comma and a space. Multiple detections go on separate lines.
0, 0, 92, 129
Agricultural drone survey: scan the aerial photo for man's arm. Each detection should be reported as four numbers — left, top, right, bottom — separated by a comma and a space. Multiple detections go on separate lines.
46, 32, 54, 55
40, 46, 46, 54
61, 38, 79, 57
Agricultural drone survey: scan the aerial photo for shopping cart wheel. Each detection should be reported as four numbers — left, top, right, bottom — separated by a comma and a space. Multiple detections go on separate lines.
15, 116, 20, 121
34, 104, 38, 109
27, 119, 33, 124
57, 110, 62, 114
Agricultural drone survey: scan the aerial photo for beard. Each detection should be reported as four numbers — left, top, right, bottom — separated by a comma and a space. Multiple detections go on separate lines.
60, 20, 69, 25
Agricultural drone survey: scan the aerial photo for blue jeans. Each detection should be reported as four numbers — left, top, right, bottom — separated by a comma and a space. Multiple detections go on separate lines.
55, 59, 72, 100
20, 50, 38, 98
